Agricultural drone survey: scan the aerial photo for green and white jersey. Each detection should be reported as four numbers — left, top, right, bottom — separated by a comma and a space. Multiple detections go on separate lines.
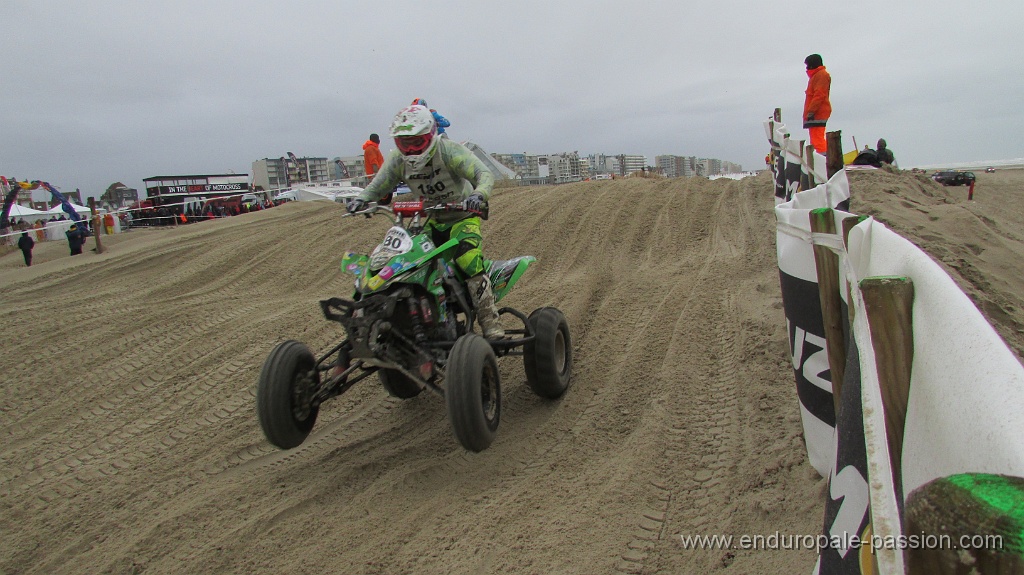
359, 138, 494, 223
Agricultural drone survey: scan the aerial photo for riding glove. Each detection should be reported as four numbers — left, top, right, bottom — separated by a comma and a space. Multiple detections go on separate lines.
464, 193, 485, 212
347, 198, 366, 214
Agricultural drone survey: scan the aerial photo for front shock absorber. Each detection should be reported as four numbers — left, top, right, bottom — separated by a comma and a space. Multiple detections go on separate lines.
406, 297, 428, 344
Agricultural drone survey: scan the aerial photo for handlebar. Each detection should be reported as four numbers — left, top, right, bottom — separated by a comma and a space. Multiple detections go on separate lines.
342, 199, 488, 221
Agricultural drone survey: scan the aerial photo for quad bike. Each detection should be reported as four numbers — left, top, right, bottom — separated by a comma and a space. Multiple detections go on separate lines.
256, 199, 572, 452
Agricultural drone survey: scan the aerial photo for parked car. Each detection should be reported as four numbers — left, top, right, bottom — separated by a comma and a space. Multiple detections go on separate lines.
931, 170, 976, 186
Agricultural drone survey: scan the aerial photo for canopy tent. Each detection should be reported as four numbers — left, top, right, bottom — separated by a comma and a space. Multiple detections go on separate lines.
274, 182, 363, 203
6, 204, 50, 222
46, 202, 93, 218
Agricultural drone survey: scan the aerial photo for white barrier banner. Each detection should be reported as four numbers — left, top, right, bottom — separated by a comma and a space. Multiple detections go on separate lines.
777, 172, 873, 574
847, 220, 1024, 493
775, 170, 852, 477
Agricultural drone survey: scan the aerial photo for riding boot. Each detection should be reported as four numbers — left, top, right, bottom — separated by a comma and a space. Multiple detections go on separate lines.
466, 273, 504, 339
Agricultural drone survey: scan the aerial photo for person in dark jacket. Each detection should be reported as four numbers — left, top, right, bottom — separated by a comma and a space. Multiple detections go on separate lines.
17, 231, 35, 266
876, 138, 896, 166
66, 224, 85, 256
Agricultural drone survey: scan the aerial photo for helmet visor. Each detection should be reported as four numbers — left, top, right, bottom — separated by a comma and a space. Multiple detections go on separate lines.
395, 133, 433, 155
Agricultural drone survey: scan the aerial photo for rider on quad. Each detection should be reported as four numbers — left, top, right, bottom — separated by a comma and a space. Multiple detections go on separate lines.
346, 104, 504, 339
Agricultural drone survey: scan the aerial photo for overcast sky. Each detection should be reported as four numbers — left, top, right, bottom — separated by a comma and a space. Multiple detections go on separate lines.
3, 0, 1022, 200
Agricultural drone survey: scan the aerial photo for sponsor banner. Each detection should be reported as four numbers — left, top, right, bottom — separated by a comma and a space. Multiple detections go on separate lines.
784, 138, 805, 203
819, 336, 872, 574
150, 182, 249, 195
775, 173, 852, 477
764, 119, 788, 203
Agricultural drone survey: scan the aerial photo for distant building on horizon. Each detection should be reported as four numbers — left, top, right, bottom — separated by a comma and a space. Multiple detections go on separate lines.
100, 182, 140, 210
492, 150, 741, 183
252, 156, 330, 191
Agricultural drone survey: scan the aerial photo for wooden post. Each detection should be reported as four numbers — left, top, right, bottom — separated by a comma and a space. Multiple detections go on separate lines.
968, 181, 976, 201
810, 208, 846, 417
826, 130, 844, 179
906, 473, 1024, 574
88, 197, 104, 254
860, 276, 913, 498
804, 143, 817, 188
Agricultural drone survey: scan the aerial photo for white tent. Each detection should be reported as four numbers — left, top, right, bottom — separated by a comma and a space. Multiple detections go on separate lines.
46, 202, 92, 216
6, 204, 50, 222
275, 181, 363, 203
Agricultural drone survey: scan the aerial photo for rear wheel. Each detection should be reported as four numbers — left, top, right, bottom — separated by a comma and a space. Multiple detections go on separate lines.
256, 340, 320, 449
446, 334, 501, 452
379, 369, 423, 399
524, 307, 572, 399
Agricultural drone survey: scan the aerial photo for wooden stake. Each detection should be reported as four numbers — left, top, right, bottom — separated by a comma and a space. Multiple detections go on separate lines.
799, 140, 810, 192
906, 473, 1024, 574
804, 143, 818, 188
810, 208, 846, 417
860, 276, 914, 496
826, 130, 844, 179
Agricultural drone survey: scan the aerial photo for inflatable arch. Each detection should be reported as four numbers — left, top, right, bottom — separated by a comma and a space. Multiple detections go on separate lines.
1, 177, 83, 228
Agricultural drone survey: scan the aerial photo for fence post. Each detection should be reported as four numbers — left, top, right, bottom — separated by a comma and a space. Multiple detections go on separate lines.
804, 143, 817, 188
860, 276, 914, 499
826, 131, 843, 179
88, 197, 104, 254
810, 208, 846, 417
905, 473, 1024, 574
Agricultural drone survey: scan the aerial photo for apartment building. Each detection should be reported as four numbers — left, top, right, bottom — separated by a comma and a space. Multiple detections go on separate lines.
332, 156, 366, 180
616, 154, 647, 176
251, 156, 331, 191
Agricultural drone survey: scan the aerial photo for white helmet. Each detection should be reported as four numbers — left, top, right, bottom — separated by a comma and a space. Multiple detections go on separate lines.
389, 105, 439, 171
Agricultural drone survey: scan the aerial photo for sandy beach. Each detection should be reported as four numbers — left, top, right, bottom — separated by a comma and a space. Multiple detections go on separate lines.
1, 168, 1021, 574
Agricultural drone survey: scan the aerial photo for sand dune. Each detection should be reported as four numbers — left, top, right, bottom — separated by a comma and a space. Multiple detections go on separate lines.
1, 168, 1020, 574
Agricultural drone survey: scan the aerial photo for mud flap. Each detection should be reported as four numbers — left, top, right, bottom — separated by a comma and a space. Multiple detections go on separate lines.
487, 256, 536, 303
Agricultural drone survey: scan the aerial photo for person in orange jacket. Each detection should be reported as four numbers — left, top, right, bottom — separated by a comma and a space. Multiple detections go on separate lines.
802, 54, 832, 154
363, 133, 385, 181
103, 212, 115, 234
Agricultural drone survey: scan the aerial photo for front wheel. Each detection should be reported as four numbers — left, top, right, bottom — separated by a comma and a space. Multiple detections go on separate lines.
256, 340, 321, 449
524, 307, 572, 399
446, 334, 501, 452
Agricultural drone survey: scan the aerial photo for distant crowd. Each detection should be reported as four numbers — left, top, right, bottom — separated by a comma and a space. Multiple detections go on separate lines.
129, 198, 283, 227
2, 197, 286, 256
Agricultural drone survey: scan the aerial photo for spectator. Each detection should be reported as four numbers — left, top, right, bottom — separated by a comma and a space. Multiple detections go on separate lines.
876, 138, 896, 166
33, 220, 45, 242
103, 212, 115, 235
17, 231, 34, 266
411, 98, 450, 137
65, 224, 85, 256
363, 133, 385, 180
802, 54, 832, 154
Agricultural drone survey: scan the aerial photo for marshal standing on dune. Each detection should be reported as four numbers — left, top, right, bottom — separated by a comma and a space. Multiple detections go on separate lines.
803, 53, 832, 154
